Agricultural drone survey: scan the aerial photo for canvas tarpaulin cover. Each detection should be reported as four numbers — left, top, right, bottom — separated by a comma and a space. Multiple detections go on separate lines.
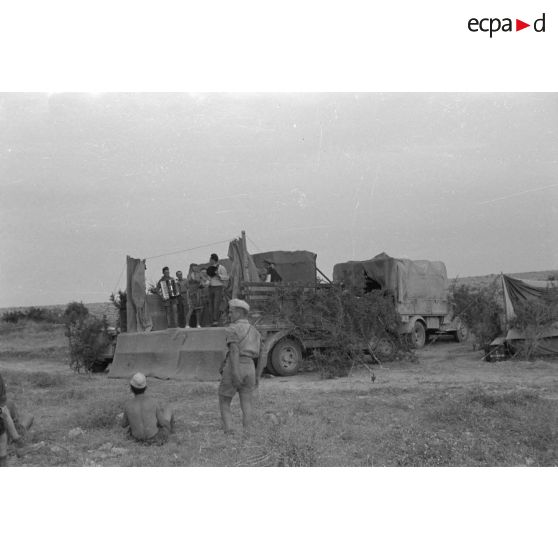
501, 274, 558, 354
227, 238, 261, 297
332, 252, 448, 304
502, 274, 558, 320
126, 256, 153, 333
251, 251, 317, 283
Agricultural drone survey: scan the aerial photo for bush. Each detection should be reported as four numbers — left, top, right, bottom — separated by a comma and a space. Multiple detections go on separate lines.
63, 301, 89, 327
66, 313, 111, 374
1, 307, 62, 324
2, 310, 26, 323
449, 281, 503, 347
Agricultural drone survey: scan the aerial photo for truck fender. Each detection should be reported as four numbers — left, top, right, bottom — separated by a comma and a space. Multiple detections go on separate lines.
398, 316, 426, 335
261, 330, 305, 355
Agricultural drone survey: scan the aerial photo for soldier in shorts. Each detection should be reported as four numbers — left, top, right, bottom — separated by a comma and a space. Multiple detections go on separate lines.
121, 373, 175, 445
218, 299, 262, 434
0, 373, 31, 466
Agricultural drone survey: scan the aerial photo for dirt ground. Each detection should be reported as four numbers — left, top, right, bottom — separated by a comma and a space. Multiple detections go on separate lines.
1, 323, 557, 466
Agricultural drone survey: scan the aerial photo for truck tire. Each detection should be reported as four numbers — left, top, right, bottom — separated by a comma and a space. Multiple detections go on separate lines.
268, 338, 303, 376
410, 321, 426, 349
368, 336, 397, 361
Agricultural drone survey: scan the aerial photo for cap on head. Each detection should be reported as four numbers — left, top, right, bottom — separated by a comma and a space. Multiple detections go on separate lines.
229, 298, 250, 312
210, 253, 219, 262
130, 372, 147, 389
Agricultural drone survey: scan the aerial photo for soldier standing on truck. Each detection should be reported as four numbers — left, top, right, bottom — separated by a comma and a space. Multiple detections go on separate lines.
218, 299, 262, 435
175, 270, 189, 328
157, 266, 179, 328
207, 253, 229, 326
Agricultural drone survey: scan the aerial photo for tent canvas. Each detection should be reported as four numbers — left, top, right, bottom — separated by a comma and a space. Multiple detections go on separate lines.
502, 274, 558, 321
500, 274, 558, 355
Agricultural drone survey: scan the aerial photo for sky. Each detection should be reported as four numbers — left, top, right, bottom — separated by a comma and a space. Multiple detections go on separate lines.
1, 92, 557, 308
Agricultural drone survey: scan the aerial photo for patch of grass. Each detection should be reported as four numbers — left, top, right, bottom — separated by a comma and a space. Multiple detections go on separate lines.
465, 387, 540, 407
263, 415, 328, 466
417, 387, 558, 465
188, 384, 217, 396
28, 371, 67, 388
53, 387, 88, 402
75, 400, 122, 430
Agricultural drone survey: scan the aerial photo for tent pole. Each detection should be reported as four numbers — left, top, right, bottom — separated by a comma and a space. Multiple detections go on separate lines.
316, 266, 334, 285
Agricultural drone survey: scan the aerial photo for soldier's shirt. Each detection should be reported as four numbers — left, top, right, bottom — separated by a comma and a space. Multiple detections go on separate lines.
225, 319, 261, 358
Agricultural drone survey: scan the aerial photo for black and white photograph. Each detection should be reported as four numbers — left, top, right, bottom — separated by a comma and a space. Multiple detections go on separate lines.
2, 2, 557, 557
2, 92, 557, 468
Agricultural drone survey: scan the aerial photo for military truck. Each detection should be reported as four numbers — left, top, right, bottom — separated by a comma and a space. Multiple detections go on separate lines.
333, 252, 468, 349
107, 238, 466, 381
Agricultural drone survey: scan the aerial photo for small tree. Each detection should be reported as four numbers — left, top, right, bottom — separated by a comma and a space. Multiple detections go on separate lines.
63, 301, 110, 374
63, 301, 89, 327
449, 281, 503, 348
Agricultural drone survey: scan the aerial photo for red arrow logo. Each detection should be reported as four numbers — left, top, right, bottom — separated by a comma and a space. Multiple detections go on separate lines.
516, 19, 530, 31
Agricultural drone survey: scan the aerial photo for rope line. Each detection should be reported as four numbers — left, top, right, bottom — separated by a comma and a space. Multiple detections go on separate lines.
246, 236, 262, 253
144, 238, 231, 260
112, 262, 126, 295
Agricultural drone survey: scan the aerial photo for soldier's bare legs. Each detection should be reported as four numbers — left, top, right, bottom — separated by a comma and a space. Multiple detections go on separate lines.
219, 395, 234, 434
1, 405, 22, 442
160, 406, 175, 433
239, 391, 254, 431
0, 432, 7, 466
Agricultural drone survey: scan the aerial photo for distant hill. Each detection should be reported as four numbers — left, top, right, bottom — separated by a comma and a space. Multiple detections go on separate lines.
452, 270, 558, 289
0, 302, 118, 325
1, 270, 557, 323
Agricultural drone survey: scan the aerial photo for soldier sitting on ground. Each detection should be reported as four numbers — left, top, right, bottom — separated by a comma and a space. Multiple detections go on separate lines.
121, 372, 175, 445
0, 372, 33, 466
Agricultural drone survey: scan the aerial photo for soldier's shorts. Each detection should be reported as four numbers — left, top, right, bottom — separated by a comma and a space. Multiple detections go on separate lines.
143, 426, 169, 446
127, 425, 170, 446
218, 357, 256, 398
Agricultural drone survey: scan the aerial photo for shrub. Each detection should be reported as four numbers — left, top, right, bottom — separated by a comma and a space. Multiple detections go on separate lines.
25, 307, 61, 323
66, 315, 111, 374
1, 307, 62, 324
63, 301, 89, 327
449, 280, 503, 347
2, 310, 26, 323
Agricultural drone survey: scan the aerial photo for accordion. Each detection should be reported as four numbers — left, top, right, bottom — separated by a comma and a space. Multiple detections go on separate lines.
160, 279, 179, 300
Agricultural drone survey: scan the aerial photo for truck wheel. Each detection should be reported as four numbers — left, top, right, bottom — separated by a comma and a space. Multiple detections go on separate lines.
453, 318, 469, 343
410, 321, 426, 349
269, 338, 302, 376
375, 337, 397, 360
